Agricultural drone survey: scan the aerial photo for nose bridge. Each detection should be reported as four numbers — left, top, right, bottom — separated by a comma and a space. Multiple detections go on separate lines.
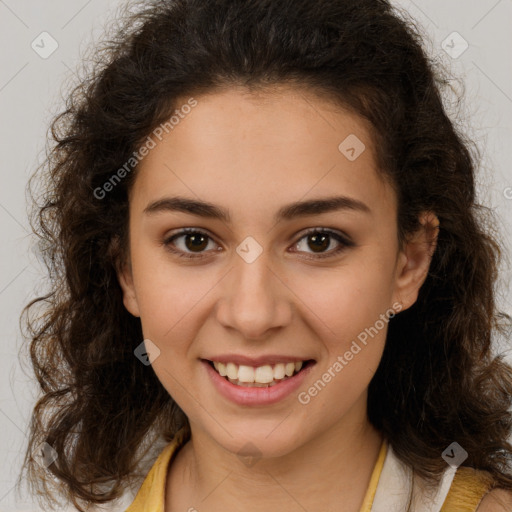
216, 240, 291, 338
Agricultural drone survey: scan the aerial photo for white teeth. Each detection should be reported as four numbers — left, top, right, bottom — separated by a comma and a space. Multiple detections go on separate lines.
211, 360, 308, 384
238, 365, 255, 382
254, 365, 274, 383
226, 362, 238, 380
213, 361, 227, 376
273, 363, 285, 380
285, 362, 295, 377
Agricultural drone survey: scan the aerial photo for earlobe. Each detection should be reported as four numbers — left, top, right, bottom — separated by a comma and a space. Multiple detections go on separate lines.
117, 261, 141, 318
392, 211, 439, 311
111, 238, 141, 318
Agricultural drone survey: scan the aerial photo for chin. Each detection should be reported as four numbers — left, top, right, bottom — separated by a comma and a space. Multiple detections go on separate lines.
209, 422, 306, 460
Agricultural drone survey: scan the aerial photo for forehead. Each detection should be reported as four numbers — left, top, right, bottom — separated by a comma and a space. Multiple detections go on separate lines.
131, 85, 396, 221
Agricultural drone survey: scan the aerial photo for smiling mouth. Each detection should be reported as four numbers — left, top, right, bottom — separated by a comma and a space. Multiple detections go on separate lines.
205, 359, 316, 388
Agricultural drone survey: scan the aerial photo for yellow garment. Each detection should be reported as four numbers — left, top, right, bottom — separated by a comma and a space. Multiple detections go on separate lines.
124, 429, 493, 512
359, 439, 388, 511
440, 466, 494, 511
126, 427, 190, 512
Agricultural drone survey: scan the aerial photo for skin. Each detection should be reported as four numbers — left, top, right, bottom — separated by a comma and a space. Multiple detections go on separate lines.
117, 85, 440, 511
478, 489, 512, 511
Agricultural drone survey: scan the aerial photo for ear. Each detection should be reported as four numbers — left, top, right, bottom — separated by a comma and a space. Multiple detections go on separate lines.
392, 211, 439, 312
111, 236, 141, 318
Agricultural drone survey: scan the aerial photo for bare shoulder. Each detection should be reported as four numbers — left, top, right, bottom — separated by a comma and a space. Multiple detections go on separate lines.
477, 488, 512, 511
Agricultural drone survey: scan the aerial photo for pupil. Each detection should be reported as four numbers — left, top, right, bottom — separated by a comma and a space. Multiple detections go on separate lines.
186, 234, 208, 252
310, 233, 329, 253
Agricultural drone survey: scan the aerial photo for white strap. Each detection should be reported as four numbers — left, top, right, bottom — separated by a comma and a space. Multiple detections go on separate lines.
371, 444, 413, 511
371, 444, 457, 512
411, 465, 457, 512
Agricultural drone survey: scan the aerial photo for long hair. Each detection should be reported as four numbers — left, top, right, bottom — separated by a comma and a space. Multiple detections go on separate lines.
19, 0, 512, 510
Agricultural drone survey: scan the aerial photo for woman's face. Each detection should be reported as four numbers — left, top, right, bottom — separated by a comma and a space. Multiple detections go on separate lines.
118, 85, 434, 458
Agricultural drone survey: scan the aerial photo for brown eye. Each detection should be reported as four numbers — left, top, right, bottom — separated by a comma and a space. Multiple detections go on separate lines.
163, 228, 219, 259
292, 229, 354, 259
306, 232, 331, 253
162, 227, 354, 261
183, 232, 209, 252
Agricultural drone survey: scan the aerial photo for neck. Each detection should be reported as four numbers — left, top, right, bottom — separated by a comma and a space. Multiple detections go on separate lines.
166, 398, 383, 512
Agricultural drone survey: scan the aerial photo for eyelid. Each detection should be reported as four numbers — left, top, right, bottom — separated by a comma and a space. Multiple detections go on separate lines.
294, 226, 353, 245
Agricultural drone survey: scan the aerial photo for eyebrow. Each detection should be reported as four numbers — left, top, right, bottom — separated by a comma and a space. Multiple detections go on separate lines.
143, 195, 371, 222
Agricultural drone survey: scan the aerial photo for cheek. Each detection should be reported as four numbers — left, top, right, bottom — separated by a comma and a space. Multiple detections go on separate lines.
131, 259, 208, 400
129, 236, 213, 337
291, 253, 396, 340
296, 267, 391, 412
135, 271, 210, 344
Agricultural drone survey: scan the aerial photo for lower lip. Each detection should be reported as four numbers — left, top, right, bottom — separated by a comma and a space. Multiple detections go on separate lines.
202, 360, 315, 406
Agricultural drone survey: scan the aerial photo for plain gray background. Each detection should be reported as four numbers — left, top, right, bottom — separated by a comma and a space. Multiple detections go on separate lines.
1, 1, 511, 511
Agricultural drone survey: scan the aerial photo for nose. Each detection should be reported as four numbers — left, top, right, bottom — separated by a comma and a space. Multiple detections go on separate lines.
215, 248, 293, 340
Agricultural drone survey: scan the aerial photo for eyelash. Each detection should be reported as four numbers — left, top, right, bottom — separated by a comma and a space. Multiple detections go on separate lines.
161, 227, 354, 260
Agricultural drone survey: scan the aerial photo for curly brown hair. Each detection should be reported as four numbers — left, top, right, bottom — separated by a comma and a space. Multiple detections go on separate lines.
18, 0, 512, 510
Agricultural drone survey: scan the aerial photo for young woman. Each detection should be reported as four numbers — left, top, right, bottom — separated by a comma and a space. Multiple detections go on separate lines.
19, 0, 512, 510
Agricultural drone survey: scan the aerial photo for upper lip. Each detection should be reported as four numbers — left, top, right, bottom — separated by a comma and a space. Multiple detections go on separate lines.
203, 355, 314, 366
